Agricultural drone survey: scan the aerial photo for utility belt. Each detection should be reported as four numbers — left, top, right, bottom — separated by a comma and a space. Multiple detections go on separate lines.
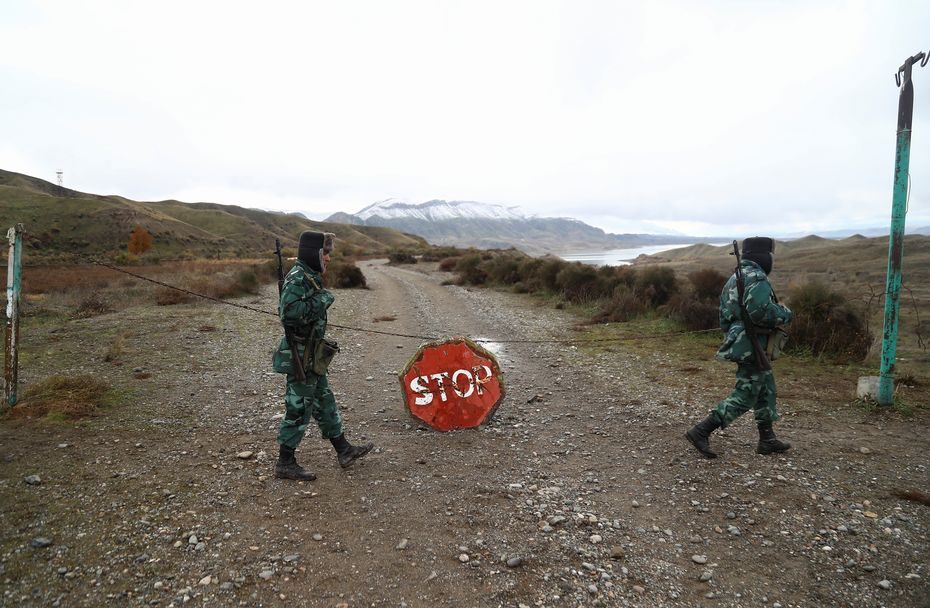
273, 331, 340, 378
291, 330, 340, 376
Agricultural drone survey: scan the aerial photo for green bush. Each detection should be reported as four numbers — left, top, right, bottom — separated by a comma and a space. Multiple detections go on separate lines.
786, 282, 871, 361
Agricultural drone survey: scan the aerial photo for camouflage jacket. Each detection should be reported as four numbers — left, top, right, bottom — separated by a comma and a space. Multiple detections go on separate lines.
271, 260, 334, 374
279, 260, 333, 340
715, 260, 793, 364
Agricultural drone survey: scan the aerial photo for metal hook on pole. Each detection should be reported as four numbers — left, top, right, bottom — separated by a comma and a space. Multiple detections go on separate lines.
895, 51, 927, 87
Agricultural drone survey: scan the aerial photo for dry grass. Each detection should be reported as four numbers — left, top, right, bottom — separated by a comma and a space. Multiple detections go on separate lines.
4, 375, 111, 421
155, 287, 194, 306
72, 293, 113, 318
3, 259, 276, 316
104, 331, 130, 362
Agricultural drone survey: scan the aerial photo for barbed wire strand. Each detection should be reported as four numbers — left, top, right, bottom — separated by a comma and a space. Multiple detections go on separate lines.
88, 259, 722, 345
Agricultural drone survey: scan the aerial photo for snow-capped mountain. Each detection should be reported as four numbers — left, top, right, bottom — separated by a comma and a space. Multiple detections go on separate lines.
356, 199, 529, 222
325, 199, 697, 254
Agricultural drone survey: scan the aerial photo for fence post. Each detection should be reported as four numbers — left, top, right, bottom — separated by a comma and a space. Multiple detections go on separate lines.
878, 52, 926, 405
4, 223, 23, 407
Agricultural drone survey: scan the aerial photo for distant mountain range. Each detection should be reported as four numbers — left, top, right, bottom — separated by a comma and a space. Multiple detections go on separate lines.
325, 199, 717, 255
781, 226, 930, 239
326, 198, 930, 254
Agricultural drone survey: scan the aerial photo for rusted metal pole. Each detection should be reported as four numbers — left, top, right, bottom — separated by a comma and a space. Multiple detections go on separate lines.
878, 52, 926, 405
4, 224, 24, 407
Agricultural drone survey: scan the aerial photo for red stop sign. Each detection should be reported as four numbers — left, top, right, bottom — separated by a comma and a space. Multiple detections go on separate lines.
399, 337, 505, 432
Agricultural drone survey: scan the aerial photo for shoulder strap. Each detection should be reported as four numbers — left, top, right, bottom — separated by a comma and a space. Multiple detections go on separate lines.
304, 274, 321, 291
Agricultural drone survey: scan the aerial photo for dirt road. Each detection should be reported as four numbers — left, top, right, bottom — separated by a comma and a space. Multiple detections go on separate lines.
2, 260, 928, 607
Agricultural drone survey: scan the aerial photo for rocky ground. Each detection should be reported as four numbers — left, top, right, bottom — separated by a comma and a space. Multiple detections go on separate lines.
1, 259, 928, 607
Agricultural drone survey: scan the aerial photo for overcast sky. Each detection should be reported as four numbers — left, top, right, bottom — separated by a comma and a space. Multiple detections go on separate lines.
1, 0, 929, 237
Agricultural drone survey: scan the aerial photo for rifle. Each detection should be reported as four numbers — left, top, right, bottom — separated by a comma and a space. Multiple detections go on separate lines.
732, 240, 771, 371
274, 239, 285, 298
275, 239, 307, 382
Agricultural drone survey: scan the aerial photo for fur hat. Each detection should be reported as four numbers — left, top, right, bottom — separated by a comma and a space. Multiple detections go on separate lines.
298, 231, 335, 273
742, 237, 774, 274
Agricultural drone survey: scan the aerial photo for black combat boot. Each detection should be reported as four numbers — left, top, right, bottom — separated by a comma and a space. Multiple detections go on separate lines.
330, 434, 374, 469
275, 445, 317, 481
756, 421, 791, 455
686, 414, 722, 459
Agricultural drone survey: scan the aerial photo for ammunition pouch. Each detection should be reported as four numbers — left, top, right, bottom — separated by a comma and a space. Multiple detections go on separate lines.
311, 336, 339, 376
763, 327, 789, 361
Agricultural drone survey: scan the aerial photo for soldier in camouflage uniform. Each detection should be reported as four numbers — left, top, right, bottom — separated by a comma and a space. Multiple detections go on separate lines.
271, 231, 374, 480
686, 237, 793, 458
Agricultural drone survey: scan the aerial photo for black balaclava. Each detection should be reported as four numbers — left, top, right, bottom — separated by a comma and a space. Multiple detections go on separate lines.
742, 237, 775, 275
297, 231, 335, 273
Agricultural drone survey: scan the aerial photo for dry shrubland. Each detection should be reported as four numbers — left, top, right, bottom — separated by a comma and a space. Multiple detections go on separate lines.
443, 249, 874, 361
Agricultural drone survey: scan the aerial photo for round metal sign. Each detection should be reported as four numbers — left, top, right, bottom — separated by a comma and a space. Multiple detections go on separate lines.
399, 337, 505, 431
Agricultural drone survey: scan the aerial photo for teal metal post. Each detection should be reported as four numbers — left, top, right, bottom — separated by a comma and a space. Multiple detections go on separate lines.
878, 52, 927, 405
4, 223, 24, 407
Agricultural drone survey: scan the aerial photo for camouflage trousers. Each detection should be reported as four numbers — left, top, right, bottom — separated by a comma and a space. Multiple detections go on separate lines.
277, 371, 343, 449
712, 363, 779, 428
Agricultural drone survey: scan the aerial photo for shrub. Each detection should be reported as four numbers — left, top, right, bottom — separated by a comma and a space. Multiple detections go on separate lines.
234, 268, 260, 294
786, 282, 872, 361
689, 268, 728, 301
594, 286, 646, 322
156, 287, 194, 306
533, 258, 565, 293
421, 246, 465, 262
128, 225, 153, 255
484, 253, 524, 286
112, 251, 140, 266
6, 375, 111, 420
326, 260, 368, 289
438, 256, 460, 272
665, 268, 727, 330
667, 294, 719, 330
455, 254, 487, 285
388, 250, 417, 265
73, 294, 113, 318
634, 266, 679, 307
555, 263, 605, 304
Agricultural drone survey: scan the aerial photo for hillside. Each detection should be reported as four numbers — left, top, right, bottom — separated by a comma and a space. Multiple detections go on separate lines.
0, 169, 427, 261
